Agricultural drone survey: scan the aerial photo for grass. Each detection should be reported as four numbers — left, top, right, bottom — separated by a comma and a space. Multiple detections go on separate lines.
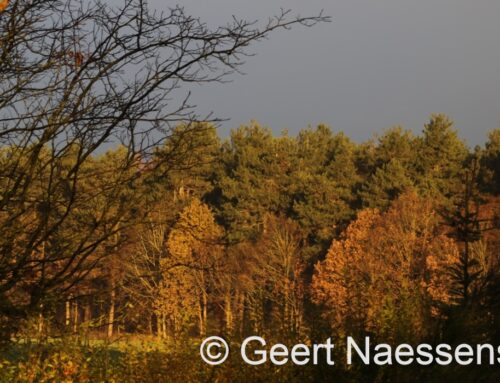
0, 336, 208, 383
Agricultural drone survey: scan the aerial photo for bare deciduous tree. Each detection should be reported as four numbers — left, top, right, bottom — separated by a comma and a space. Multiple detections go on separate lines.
0, 0, 328, 340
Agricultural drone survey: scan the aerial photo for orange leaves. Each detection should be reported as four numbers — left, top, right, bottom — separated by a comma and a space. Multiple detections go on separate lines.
424, 236, 459, 309
51, 50, 85, 69
312, 209, 380, 327
0, 0, 8, 13
67, 51, 84, 68
312, 191, 460, 339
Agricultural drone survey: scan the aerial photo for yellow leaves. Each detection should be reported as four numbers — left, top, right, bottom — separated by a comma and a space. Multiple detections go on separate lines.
160, 199, 224, 332
11, 350, 88, 383
167, 198, 223, 264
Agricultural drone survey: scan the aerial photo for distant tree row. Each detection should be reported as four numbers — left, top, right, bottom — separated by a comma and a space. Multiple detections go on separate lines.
1, 114, 498, 380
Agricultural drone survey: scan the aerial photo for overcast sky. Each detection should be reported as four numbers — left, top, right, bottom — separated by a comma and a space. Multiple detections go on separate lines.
144, 0, 500, 146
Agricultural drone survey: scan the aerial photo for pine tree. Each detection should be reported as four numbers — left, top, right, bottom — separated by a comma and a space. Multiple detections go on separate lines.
415, 114, 468, 203
212, 123, 285, 242
291, 125, 359, 260
479, 129, 500, 195
359, 158, 414, 209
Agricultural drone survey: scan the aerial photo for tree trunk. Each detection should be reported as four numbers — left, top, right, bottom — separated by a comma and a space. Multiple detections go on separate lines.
198, 299, 205, 336
83, 303, 91, 341
162, 314, 167, 339
38, 312, 43, 336
107, 286, 115, 338
237, 293, 245, 336
202, 291, 208, 336
65, 298, 71, 329
225, 293, 233, 334
73, 300, 78, 333
157, 313, 163, 339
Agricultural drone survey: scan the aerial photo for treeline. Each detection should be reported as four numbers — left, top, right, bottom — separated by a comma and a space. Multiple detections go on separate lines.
1, 116, 499, 381
122, 116, 498, 345
4, 2, 499, 380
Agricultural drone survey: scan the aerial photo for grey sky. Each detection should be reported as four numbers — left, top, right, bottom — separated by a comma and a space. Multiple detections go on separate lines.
146, 0, 500, 146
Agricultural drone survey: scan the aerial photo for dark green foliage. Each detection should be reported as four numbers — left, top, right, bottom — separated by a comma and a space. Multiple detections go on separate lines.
212, 123, 286, 242
359, 158, 414, 209
479, 129, 500, 195
415, 114, 469, 202
290, 126, 359, 259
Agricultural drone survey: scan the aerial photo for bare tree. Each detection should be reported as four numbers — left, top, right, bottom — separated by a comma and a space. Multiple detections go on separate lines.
0, 0, 328, 340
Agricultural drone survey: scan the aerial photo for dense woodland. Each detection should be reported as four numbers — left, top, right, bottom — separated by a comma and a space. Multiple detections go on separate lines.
1, 1, 499, 382
22, 118, 500, 343
2, 118, 500, 381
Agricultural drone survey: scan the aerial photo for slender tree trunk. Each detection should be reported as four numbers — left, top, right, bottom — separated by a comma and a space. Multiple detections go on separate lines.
225, 293, 233, 334
174, 316, 179, 339
108, 230, 120, 338
83, 303, 91, 326
108, 284, 115, 338
198, 299, 204, 336
98, 301, 104, 332
84, 303, 91, 323
202, 291, 208, 336
198, 302, 203, 336
238, 293, 245, 336
38, 312, 43, 336
162, 314, 167, 339
73, 300, 78, 333
65, 298, 71, 329
83, 303, 91, 341
283, 280, 291, 333
157, 314, 163, 339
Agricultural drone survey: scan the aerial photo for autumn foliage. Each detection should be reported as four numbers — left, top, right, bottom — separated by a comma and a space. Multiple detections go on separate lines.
0, 0, 499, 381
312, 192, 460, 342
